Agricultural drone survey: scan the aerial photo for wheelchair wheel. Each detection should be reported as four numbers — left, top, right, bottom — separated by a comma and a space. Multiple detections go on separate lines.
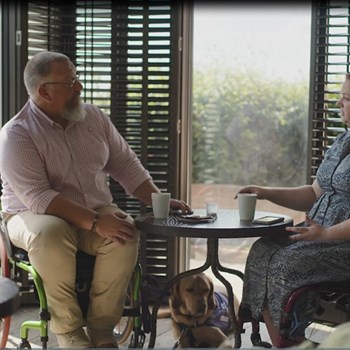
0, 230, 11, 349
113, 279, 134, 345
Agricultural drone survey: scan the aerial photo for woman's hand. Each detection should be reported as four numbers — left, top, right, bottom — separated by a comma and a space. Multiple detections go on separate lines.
287, 216, 328, 241
235, 185, 267, 200
170, 198, 192, 214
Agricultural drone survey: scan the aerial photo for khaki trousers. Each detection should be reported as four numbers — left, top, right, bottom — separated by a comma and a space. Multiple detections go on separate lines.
6, 204, 139, 334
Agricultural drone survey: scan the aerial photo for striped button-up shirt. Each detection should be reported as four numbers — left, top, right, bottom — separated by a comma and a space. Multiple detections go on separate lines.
0, 99, 151, 214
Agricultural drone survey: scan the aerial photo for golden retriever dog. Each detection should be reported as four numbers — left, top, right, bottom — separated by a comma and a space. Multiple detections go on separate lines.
168, 273, 239, 348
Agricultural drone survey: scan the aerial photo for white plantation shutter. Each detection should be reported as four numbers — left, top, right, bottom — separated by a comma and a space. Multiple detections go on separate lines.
309, 1, 350, 181
2, 0, 188, 282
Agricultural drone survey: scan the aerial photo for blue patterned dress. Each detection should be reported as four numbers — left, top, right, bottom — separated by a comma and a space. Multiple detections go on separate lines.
240, 131, 350, 335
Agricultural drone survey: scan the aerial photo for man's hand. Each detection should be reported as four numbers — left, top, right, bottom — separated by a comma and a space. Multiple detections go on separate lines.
95, 212, 138, 245
170, 198, 192, 214
287, 216, 328, 241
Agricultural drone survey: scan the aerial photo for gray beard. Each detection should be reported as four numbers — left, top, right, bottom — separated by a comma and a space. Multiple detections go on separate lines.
61, 101, 86, 122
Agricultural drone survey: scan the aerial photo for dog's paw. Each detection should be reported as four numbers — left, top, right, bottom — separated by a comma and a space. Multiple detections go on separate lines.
217, 338, 233, 348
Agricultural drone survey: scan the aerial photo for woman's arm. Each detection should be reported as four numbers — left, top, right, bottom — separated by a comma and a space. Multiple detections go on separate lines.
288, 216, 350, 241
237, 180, 324, 212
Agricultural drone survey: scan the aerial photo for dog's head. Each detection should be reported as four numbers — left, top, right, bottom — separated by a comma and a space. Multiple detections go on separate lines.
169, 273, 215, 326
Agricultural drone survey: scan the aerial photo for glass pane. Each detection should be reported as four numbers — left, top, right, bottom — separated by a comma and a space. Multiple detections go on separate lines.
189, 2, 312, 298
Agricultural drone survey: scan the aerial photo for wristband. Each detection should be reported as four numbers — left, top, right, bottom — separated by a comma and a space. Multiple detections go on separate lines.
91, 213, 100, 234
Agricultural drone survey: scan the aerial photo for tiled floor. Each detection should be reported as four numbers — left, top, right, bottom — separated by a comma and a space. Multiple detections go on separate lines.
6, 285, 337, 350
6, 303, 271, 349
7, 303, 338, 349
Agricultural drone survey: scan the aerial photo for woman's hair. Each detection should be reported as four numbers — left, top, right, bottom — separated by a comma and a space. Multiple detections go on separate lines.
23, 51, 70, 97
346, 74, 350, 81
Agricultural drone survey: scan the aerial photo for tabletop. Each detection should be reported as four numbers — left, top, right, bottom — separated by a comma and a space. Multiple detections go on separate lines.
0, 276, 20, 318
135, 209, 294, 239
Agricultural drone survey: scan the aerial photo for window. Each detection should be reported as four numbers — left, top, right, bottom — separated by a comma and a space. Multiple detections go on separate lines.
189, 2, 312, 291
188, 0, 350, 294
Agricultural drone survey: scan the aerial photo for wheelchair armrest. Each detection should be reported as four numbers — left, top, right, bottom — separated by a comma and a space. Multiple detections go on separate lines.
0, 220, 13, 258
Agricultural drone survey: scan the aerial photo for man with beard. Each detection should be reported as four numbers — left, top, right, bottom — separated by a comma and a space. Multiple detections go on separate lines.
0, 51, 191, 348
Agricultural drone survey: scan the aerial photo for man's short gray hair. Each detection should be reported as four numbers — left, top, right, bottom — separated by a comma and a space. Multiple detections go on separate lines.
24, 51, 70, 97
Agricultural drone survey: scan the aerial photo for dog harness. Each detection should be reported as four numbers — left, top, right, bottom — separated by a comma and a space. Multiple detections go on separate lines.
204, 291, 231, 332
173, 292, 232, 348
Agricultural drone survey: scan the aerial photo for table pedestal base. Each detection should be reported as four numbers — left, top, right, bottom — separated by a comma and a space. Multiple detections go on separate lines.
147, 238, 244, 348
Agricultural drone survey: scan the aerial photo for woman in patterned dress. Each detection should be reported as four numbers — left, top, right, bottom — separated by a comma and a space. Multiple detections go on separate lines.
237, 74, 350, 346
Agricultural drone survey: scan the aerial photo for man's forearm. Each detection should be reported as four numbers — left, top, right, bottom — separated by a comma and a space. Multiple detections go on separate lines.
45, 194, 96, 230
132, 179, 160, 206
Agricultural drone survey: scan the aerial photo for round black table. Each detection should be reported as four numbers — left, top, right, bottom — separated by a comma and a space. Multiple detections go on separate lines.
135, 209, 293, 348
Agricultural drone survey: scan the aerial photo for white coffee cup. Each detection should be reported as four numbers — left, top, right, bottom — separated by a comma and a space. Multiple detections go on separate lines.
237, 193, 257, 221
151, 192, 171, 218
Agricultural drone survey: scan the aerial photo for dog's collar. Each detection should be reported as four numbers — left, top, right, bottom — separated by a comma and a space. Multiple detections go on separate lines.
177, 321, 197, 331
173, 325, 197, 349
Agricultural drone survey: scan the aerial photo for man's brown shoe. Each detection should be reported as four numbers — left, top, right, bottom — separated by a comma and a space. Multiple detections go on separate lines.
87, 328, 118, 348
56, 327, 94, 348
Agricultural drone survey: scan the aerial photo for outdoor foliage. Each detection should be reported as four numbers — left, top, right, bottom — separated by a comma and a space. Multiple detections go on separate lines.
192, 68, 308, 187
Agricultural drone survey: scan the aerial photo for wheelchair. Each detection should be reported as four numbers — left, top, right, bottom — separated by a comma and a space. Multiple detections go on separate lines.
238, 279, 350, 348
0, 219, 149, 349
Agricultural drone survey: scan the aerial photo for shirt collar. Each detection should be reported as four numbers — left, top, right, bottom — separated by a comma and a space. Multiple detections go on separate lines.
29, 99, 75, 130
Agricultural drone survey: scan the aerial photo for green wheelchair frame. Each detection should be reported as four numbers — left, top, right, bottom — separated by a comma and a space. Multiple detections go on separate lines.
9, 251, 50, 349
0, 220, 146, 349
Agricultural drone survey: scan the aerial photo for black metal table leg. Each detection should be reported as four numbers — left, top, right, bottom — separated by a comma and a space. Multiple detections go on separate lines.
147, 238, 244, 348
207, 238, 244, 349
147, 259, 211, 348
